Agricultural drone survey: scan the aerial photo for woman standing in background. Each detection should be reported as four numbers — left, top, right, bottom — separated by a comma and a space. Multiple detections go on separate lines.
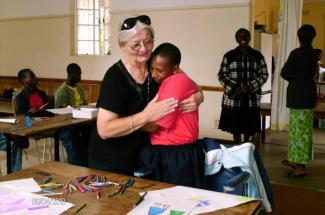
218, 28, 268, 144
281, 24, 318, 178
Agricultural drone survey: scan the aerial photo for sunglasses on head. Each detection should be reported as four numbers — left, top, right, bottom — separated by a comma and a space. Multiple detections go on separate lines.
121, 15, 151, 31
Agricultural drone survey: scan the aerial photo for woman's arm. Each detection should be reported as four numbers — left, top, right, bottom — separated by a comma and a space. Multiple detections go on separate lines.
179, 79, 204, 113
179, 90, 203, 113
97, 96, 177, 139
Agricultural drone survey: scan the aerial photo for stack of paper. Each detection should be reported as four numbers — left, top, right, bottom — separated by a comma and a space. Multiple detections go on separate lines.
0, 178, 74, 215
72, 108, 98, 119
47, 108, 73, 115
0, 118, 18, 124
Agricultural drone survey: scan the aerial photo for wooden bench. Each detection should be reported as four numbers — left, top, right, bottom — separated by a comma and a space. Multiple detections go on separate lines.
0, 76, 101, 104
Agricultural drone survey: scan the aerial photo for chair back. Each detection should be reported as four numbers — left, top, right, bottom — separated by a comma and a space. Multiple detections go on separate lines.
11, 91, 19, 116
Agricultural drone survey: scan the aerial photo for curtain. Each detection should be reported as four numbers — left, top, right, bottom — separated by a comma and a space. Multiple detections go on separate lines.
271, 0, 303, 131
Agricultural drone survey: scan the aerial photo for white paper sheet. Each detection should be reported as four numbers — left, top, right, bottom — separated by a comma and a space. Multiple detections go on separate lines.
0, 178, 41, 193
0, 118, 18, 124
0, 185, 74, 215
127, 186, 256, 215
47, 108, 72, 115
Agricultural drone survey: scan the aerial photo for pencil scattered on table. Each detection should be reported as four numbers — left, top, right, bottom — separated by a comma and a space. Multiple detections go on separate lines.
74, 203, 86, 213
40, 176, 53, 184
140, 183, 155, 189
133, 191, 148, 208
37, 174, 135, 203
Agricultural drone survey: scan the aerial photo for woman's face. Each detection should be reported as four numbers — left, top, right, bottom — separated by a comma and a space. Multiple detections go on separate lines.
123, 28, 154, 63
236, 31, 251, 47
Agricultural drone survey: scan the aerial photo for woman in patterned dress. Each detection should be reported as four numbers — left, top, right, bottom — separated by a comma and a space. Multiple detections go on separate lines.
281, 24, 318, 178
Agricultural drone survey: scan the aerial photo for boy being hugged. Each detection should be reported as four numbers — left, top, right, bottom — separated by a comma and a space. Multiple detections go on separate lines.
138, 43, 204, 188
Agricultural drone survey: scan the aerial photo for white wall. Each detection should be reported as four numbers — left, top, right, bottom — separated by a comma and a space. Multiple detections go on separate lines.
0, 0, 250, 139
0, 0, 73, 19
110, 0, 249, 11
0, 0, 249, 18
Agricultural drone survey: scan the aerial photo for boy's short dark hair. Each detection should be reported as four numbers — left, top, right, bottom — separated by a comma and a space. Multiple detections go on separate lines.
151, 43, 181, 66
235, 28, 251, 39
297, 24, 316, 44
17, 68, 33, 84
67, 63, 81, 76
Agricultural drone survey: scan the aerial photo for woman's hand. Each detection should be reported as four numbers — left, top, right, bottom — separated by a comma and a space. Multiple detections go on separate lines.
143, 95, 178, 122
179, 91, 203, 113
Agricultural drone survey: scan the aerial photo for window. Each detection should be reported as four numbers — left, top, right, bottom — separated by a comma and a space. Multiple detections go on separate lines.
75, 0, 110, 55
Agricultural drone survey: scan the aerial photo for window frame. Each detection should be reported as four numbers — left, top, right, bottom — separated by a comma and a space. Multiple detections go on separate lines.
75, 0, 110, 56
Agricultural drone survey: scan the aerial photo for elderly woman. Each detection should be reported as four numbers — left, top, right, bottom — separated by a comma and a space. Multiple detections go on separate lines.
88, 15, 202, 175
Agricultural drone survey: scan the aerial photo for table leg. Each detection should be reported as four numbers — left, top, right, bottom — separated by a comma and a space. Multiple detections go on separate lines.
4, 134, 12, 174
317, 84, 321, 105
261, 115, 266, 144
54, 134, 60, 162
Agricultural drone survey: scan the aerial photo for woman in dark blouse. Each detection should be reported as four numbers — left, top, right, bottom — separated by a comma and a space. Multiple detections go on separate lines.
281, 24, 318, 178
88, 15, 202, 175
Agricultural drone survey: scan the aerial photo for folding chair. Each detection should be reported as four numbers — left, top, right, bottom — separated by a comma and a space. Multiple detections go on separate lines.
200, 137, 274, 213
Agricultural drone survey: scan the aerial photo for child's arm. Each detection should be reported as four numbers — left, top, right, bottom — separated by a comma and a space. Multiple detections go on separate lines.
141, 122, 160, 132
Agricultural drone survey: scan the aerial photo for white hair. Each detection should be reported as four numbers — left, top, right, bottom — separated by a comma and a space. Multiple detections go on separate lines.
118, 21, 154, 48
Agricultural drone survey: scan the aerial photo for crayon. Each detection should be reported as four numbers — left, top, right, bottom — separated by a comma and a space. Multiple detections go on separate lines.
90, 181, 120, 187
140, 184, 155, 189
108, 186, 123, 197
41, 189, 54, 194
69, 184, 77, 192
40, 176, 53, 184
87, 184, 99, 191
125, 179, 135, 188
28, 205, 49, 210
76, 184, 86, 193
74, 203, 86, 213
133, 191, 147, 208
41, 192, 64, 196
77, 175, 88, 183
82, 185, 93, 192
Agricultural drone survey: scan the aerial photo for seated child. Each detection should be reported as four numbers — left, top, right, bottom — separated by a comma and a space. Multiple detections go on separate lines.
15, 69, 87, 166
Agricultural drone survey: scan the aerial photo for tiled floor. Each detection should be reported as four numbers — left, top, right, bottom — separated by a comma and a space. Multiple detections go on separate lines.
0, 138, 67, 176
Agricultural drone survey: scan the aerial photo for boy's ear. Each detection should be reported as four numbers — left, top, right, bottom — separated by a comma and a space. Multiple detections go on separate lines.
173, 65, 179, 73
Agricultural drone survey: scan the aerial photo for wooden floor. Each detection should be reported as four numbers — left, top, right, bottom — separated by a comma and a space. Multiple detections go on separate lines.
260, 128, 325, 215
1, 128, 325, 214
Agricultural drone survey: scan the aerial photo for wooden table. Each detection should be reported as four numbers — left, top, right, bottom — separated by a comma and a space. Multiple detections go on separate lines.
0, 162, 261, 215
0, 114, 95, 173
317, 81, 325, 105
260, 103, 325, 143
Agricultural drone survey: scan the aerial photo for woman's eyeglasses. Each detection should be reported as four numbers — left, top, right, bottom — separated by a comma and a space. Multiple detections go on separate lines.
128, 39, 154, 51
121, 15, 151, 31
